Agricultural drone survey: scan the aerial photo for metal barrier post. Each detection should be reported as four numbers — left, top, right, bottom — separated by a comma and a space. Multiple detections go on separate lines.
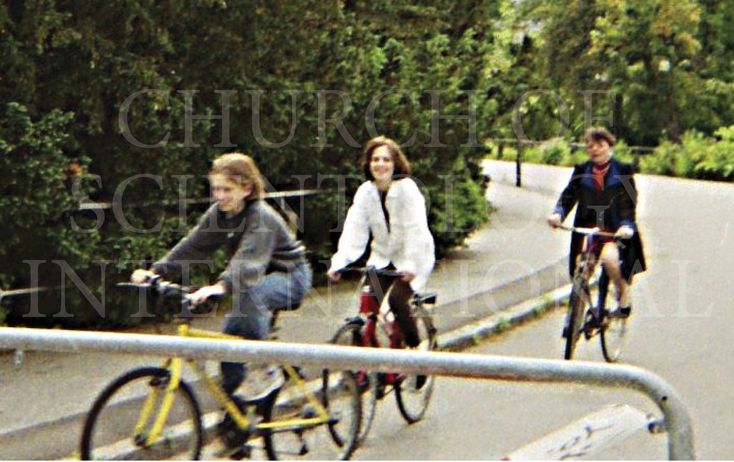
0, 327, 694, 459
516, 143, 523, 187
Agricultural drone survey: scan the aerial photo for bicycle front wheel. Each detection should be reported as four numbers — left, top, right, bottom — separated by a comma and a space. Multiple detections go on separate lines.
80, 367, 202, 460
330, 321, 379, 444
600, 309, 628, 362
395, 309, 437, 423
564, 282, 587, 360
263, 369, 361, 460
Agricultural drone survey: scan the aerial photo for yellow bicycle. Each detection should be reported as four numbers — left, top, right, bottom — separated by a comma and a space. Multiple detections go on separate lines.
80, 278, 361, 460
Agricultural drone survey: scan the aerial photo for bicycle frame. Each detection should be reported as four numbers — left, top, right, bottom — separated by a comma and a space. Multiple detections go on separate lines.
558, 224, 632, 362
136, 322, 331, 447
360, 286, 403, 347
573, 227, 615, 317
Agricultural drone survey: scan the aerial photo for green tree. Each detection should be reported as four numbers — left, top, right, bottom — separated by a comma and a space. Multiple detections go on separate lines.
1, 0, 499, 326
513, 0, 734, 145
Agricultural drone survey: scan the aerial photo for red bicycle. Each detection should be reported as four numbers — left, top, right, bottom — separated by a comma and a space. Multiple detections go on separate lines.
557, 225, 629, 362
330, 266, 438, 443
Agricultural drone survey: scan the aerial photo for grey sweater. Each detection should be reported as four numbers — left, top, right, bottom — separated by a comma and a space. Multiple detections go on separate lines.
152, 200, 306, 291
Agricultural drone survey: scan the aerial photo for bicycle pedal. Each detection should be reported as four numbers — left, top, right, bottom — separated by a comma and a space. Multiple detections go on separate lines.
356, 372, 373, 394
228, 445, 252, 460
301, 404, 317, 419
583, 313, 601, 339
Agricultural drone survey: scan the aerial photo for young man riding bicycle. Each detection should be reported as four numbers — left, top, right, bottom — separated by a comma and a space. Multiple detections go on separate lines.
547, 127, 647, 325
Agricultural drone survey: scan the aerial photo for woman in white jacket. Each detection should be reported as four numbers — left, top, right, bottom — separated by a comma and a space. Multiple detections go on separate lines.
327, 136, 435, 347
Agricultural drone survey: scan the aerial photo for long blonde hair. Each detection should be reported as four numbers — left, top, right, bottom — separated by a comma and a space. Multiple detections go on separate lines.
209, 153, 265, 199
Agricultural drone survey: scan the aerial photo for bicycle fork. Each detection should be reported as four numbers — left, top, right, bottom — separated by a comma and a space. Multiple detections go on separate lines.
135, 358, 183, 447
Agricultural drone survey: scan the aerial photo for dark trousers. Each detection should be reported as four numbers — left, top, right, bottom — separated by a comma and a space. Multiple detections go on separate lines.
366, 270, 421, 348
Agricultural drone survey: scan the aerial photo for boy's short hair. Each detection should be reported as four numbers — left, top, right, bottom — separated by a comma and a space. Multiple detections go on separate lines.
584, 127, 616, 147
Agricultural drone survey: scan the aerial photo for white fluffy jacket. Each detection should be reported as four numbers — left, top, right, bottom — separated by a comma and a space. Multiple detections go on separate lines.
330, 178, 435, 292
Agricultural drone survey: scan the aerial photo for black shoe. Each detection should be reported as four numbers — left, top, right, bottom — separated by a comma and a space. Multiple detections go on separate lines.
375, 373, 387, 399
619, 305, 632, 318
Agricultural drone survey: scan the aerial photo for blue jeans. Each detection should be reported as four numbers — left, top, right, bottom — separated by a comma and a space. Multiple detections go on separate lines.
220, 261, 312, 394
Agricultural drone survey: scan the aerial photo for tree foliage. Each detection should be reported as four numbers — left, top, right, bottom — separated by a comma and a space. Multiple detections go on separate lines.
1, 0, 500, 326
508, 0, 734, 145
3, 0, 733, 327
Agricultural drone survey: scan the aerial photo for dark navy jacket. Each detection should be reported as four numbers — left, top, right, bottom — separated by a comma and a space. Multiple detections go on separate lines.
553, 158, 647, 282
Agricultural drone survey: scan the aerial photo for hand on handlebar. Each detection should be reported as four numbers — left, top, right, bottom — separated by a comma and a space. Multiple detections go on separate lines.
547, 213, 563, 228
614, 225, 635, 240
400, 271, 415, 283
326, 268, 342, 282
186, 283, 226, 305
131, 269, 156, 284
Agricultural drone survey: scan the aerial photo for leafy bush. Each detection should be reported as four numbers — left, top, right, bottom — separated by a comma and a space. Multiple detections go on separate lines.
0, 103, 99, 325
489, 126, 734, 184
640, 139, 679, 176
638, 128, 734, 181
1, 1, 495, 327
539, 138, 570, 165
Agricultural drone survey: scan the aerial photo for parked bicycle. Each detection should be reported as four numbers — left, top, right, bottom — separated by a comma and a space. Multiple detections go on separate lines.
558, 226, 629, 362
80, 277, 361, 460
329, 266, 437, 444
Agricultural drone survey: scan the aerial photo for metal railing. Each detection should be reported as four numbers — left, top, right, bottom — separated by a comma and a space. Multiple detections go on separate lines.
0, 327, 694, 459
77, 188, 322, 211
0, 287, 49, 305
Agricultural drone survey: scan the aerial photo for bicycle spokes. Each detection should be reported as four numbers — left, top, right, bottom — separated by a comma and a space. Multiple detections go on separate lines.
600, 308, 628, 362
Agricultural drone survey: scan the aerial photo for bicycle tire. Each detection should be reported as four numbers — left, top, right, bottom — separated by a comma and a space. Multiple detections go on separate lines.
330, 321, 379, 444
263, 369, 361, 460
600, 309, 628, 362
564, 281, 587, 360
395, 308, 437, 423
80, 367, 203, 460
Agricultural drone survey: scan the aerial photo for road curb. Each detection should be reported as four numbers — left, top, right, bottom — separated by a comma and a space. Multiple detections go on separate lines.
438, 285, 571, 352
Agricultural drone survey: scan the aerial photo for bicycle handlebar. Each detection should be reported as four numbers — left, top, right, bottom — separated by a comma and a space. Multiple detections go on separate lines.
116, 276, 224, 304
337, 266, 403, 278
555, 224, 617, 238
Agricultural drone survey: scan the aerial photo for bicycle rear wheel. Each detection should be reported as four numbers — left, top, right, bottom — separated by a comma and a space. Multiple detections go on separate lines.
80, 367, 202, 460
395, 309, 437, 423
263, 369, 361, 460
330, 321, 379, 444
600, 309, 628, 362
564, 281, 588, 360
